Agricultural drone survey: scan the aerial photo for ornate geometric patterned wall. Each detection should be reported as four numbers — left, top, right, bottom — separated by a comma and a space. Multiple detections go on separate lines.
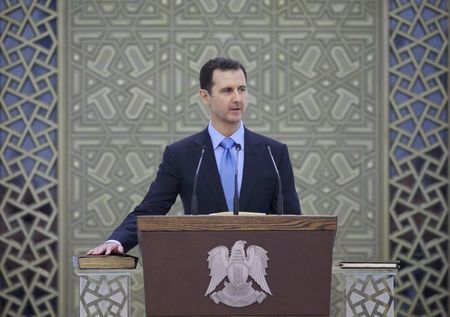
0, 0, 59, 316
345, 272, 396, 316
1, 0, 448, 316
387, 0, 449, 316
78, 273, 130, 317
64, 1, 380, 315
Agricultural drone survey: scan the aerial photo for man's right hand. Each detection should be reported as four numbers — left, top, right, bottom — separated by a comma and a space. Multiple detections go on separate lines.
87, 241, 124, 255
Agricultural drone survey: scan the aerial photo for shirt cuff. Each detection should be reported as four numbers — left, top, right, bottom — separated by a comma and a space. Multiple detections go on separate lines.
105, 239, 122, 247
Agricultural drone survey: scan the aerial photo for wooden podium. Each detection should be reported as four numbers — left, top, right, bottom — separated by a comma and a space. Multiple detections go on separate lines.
138, 215, 337, 317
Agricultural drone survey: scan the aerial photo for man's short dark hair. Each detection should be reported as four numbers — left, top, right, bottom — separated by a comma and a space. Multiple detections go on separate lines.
199, 57, 247, 93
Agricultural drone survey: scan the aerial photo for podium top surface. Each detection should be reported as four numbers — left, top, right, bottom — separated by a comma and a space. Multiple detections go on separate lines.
137, 214, 337, 232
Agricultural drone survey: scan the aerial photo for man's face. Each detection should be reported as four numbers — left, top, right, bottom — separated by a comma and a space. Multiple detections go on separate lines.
199, 69, 248, 134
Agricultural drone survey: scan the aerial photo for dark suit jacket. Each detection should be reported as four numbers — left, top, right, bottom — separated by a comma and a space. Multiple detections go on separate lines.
109, 127, 301, 251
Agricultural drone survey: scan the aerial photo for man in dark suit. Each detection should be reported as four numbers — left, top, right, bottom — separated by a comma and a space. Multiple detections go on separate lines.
88, 57, 301, 255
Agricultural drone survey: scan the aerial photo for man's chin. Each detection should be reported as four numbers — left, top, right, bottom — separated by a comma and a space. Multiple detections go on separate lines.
227, 113, 243, 122
226, 119, 242, 126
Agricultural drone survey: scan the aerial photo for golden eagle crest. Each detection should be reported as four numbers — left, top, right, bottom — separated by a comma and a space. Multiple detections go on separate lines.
205, 240, 272, 307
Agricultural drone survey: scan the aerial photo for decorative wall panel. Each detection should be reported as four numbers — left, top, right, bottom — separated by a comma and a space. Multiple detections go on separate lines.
2, 0, 447, 316
0, 0, 59, 316
64, 1, 380, 315
78, 273, 130, 317
345, 272, 395, 317
387, 1, 449, 316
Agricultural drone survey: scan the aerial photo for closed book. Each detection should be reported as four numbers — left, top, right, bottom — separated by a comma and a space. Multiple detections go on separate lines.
339, 261, 400, 269
73, 255, 138, 269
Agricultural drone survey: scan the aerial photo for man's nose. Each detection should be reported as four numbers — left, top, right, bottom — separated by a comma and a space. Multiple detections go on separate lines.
231, 89, 242, 102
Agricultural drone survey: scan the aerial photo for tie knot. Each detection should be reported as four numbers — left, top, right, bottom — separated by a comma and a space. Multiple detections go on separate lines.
220, 137, 235, 150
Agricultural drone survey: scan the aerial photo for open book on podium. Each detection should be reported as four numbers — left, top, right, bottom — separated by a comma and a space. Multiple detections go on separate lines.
138, 214, 337, 317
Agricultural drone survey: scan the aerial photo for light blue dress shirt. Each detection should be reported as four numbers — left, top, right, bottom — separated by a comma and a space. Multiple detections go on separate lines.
208, 121, 244, 195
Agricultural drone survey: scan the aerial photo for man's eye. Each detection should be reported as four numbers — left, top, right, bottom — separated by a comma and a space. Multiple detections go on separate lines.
222, 89, 233, 94
239, 87, 247, 93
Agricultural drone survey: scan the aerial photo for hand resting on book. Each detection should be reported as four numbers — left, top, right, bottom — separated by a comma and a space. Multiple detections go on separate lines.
87, 241, 124, 255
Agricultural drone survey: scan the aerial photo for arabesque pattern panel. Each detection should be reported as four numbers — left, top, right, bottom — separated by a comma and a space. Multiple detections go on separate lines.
78, 273, 130, 317
4, 1, 449, 316
65, 1, 380, 315
0, 0, 59, 316
388, 0, 449, 316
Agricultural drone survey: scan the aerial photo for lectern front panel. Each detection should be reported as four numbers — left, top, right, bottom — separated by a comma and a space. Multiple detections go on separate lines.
140, 230, 334, 316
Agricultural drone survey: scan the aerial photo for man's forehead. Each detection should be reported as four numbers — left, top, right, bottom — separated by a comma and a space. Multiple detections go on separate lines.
211, 69, 246, 86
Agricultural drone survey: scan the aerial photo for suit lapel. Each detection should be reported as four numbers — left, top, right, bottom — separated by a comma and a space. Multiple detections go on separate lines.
193, 129, 228, 212
239, 128, 264, 211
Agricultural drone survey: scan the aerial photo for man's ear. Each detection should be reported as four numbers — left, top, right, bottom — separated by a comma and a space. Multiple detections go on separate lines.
199, 89, 210, 106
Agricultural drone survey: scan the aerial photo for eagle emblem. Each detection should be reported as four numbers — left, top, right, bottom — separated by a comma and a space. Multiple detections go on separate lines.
205, 240, 272, 307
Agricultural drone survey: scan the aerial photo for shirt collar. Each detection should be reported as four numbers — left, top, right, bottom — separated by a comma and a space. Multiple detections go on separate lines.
208, 121, 245, 150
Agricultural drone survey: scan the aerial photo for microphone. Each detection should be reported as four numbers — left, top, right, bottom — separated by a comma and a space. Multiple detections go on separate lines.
267, 145, 283, 215
191, 146, 205, 215
233, 144, 242, 215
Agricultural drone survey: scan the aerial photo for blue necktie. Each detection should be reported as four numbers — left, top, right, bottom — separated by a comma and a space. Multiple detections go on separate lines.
219, 137, 236, 211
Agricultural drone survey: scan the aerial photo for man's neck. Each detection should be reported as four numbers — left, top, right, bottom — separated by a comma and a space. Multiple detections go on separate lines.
211, 121, 241, 137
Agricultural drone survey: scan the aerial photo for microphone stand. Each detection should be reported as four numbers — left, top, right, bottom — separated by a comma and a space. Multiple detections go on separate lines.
267, 145, 284, 215
191, 147, 205, 215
